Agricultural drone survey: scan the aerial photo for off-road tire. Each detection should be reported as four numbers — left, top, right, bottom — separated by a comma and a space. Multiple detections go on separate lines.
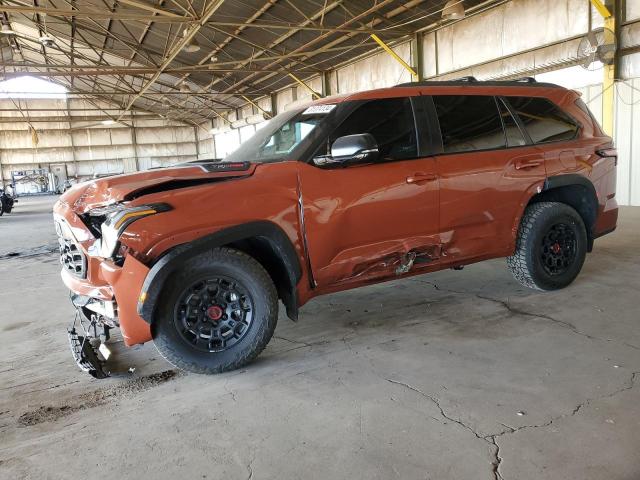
152, 247, 278, 374
507, 202, 587, 291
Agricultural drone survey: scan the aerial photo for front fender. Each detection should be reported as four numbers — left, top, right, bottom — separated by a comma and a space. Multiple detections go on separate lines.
136, 221, 302, 323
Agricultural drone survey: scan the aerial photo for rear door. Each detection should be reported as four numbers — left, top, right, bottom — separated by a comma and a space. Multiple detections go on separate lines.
298, 96, 441, 288
427, 94, 547, 261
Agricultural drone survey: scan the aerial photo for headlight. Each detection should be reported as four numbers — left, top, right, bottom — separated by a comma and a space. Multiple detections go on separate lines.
89, 203, 171, 258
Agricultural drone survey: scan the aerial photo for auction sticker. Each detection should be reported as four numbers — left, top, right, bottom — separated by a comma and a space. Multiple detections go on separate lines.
302, 104, 336, 115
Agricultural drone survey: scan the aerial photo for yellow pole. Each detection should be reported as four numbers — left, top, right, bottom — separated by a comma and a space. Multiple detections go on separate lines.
370, 33, 419, 80
240, 95, 272, 118
590, 0, 615, 137
288, 73, 322, 99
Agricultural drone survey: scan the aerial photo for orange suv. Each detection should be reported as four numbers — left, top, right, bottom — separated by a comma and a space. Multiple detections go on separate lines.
54, 78, 618, 377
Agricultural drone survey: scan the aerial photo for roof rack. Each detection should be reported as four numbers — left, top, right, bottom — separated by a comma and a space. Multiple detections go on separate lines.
514, 77, 537, 83
394, 77, 559, 89
451, 76, 478, 82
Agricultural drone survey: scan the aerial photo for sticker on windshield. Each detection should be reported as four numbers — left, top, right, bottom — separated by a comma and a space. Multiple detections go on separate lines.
302, 104, 336, 115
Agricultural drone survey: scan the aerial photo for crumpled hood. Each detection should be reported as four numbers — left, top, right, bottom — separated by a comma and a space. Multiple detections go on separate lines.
61, 161, 256, 214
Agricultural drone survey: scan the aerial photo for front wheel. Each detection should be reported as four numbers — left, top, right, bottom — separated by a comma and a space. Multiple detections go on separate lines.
507, 202, 587, 291
152, 248, 278, 374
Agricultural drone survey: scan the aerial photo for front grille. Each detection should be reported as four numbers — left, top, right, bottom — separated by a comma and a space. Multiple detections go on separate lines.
59, 237, 87, 278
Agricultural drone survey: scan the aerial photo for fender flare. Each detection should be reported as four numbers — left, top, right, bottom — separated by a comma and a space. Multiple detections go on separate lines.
542, 173, 597, 199
513, 174, 599, 252
137, 221, 302, 323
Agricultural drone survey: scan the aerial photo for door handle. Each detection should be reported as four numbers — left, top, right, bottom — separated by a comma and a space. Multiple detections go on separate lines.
514, 158, 544, 170
406, 173, 437, 184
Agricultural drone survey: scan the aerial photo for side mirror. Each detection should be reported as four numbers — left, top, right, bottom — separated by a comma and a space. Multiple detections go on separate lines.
314, 133, 379, 166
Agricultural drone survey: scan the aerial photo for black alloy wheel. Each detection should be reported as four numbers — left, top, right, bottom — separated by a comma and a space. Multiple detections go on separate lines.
174, 276, 254, 352
540, 223, 578, 276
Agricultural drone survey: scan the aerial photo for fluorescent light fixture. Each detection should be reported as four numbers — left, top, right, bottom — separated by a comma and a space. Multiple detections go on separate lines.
442, 0, 465, 20
231, 118, 247, 129
0, 24, 16, 35
101, 119, 116, 125
182, 29, 201, 53
245, 113, 269, 125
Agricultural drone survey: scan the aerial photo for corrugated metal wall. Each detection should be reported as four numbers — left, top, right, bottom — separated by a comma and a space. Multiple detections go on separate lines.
0, 97, 205, 187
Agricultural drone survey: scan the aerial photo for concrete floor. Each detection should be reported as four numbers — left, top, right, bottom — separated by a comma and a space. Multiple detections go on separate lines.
1, 196, 639, 480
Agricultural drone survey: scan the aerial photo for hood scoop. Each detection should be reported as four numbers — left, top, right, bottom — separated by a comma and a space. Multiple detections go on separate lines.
124, 176, 242, 201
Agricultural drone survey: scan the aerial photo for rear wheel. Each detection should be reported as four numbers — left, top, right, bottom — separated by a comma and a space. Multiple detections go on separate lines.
507, 202, 587, 291
152, 248, 278, 374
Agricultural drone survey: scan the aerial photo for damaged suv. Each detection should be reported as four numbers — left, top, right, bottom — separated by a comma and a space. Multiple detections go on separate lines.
54, 78, 618, 377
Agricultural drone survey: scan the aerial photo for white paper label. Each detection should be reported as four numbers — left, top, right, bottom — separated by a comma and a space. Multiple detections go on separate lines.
98, 343, 112, 360
302, 104, 336, 115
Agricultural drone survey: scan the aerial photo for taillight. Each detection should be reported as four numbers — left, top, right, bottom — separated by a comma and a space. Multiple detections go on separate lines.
596, 148, 618, 165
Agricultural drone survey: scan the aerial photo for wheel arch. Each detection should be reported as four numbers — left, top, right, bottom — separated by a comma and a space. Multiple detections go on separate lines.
525, 174, 598, 251
137, 221, 302, 324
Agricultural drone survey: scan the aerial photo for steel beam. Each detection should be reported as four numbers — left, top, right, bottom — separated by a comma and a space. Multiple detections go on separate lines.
116, 0, 226, 122
370, 33, 418, 80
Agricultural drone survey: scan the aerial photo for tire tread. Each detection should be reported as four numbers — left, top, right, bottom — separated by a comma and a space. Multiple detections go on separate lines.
152, 247, 278, 374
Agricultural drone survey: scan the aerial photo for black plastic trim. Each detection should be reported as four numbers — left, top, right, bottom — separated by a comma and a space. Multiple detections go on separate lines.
396, 80, 563, 88
542, 174, 597, 195
541, 174, 599, 250
137, 221, 302, 323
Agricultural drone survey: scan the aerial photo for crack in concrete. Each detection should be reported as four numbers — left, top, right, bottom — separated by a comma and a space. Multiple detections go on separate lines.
245, 451, 255, 480
273, 335, 313, 347
386, 378, 502, 479
416, 280, 640, 349
0, 243, 58, 260
387, 371, 639, 480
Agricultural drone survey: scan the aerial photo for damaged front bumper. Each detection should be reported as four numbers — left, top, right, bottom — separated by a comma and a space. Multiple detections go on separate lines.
62, 255, 153, 378
67, 303, 113, 379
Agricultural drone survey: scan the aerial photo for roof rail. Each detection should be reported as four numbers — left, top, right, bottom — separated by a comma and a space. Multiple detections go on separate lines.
394, 79, 561, 88
514, 77, 537, 83
452, 76, 478, 82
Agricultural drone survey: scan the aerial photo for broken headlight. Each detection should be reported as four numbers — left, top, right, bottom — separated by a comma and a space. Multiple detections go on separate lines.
88, 203, 171, 258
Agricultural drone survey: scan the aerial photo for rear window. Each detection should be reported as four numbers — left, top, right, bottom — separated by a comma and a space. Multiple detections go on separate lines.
433, 95, 506, 153
505, 97, 579, 144
574, 98, 604, 135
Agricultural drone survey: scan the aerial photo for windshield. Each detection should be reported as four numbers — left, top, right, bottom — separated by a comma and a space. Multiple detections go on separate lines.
223, 105, 336, 163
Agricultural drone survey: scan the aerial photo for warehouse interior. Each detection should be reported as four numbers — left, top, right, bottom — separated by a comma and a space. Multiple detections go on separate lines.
1, 0, 639, 479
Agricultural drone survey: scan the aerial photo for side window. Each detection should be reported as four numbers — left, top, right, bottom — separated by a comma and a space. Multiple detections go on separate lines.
328, 97, 418, 161
433, 96, 506, 153
505, 97, 579, 144
497, 98, 527, 147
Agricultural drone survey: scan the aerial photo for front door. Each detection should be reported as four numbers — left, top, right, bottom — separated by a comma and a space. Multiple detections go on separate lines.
298, 96, 440, 288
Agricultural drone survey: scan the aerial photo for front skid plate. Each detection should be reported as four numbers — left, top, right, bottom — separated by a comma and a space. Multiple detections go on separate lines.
68, 327, 109, 379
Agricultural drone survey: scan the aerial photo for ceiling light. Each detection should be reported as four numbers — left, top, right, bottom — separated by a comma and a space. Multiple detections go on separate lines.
182, 29, 201, 53
39, 35, 55, 47
101, 119, 115, 125
442, 0, 465, 20
0, 24, 16, 35
210, 55, 218, 63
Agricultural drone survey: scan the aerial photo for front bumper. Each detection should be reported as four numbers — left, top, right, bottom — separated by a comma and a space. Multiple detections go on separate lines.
55, 200, 153, 347
61, 254, 153, 346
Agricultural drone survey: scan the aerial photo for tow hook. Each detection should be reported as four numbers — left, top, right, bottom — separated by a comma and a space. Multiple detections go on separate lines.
396, 251, 417, 275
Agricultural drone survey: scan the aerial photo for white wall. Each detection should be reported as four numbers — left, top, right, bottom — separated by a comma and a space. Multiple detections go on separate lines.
0, 97, 207, 187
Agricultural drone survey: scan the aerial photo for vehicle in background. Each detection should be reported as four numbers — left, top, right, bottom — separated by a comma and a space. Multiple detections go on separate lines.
0, 186, 17, 216
53, 77, 618, 378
